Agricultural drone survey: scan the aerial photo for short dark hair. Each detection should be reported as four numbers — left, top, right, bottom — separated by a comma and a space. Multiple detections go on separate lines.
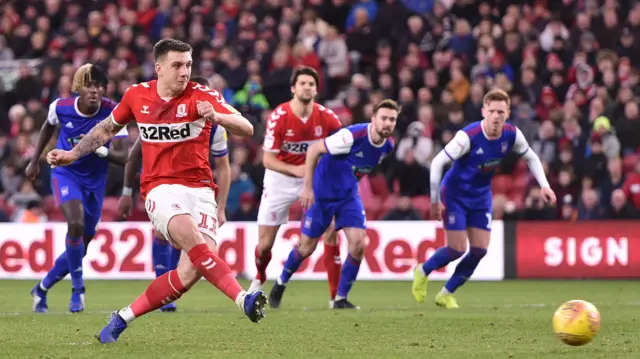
483, 88, 511, 107
153, 39, 192, 61
191, 76, 210, 87
290, 66, 319, 87
374, 99, 401, 114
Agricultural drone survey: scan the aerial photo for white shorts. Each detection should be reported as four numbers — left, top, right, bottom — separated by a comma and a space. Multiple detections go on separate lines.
257, 169, 304, 226
145, 184, 218, 243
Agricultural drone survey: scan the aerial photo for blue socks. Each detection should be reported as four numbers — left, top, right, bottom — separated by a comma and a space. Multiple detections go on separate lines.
152, 236, 170, 277
421, 246, 464, 275
445, 247, 487, 293
169, 245, 181, 271
279, 247, 305, 284
65, 234, 84, 290
41, 252, 70, 290
336, 254, 361, 299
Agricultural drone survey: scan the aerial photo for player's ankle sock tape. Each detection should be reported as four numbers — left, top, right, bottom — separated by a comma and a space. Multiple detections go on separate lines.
279, 247, 306, 284
42, 252, 70, 290
129, 270, 186, 319
444, 247, 487, 293
422, 246, 464, 275
188, 243, 243, 301
337, 254, 361, 298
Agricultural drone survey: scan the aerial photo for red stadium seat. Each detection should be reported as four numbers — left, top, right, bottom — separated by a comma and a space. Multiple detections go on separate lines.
491, 175, 512, 195
514, 159, 528, 175
411, 195, 431, 219
368, 174, 390, 199
362, 195, 383, 220
512, 173, 531, 193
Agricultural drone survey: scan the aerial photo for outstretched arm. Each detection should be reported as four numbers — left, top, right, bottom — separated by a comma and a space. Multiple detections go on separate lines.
513, 129, 550, 189
71, 115, 124, 159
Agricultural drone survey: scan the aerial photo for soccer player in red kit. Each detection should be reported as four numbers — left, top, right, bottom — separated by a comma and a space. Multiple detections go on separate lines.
250, 66, 344, 308
46, 39, 267, 344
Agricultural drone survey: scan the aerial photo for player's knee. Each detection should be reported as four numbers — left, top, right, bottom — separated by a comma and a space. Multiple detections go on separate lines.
470, 247, 488, 259
349, 236, 366, 258
67, 221, 85, 238
447, 241, 467, 253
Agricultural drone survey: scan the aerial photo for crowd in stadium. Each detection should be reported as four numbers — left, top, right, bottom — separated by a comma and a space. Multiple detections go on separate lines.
0, 0, 639, 223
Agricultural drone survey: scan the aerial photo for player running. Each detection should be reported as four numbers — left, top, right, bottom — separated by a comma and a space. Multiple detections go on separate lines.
412, 89, 556, 308
268, 99, 398, 309
27, 64, 128, 313
117, 76, 230, 313
46, 39, 266, 343
251, 66, 344, 307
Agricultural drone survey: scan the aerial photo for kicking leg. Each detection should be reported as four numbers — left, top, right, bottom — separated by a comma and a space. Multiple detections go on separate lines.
99, 239, 201, 343
322, 220, 341, 307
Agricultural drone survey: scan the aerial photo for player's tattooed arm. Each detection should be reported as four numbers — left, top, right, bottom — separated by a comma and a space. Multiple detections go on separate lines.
103, 137, 128, 166
71, 115, 124, 159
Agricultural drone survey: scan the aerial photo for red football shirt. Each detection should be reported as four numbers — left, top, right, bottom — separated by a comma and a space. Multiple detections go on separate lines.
262, 102, 342, 166
111, 80, 239, 197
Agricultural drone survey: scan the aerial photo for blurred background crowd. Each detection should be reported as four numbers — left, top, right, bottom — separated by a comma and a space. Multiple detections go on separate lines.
0, 0, 639, 224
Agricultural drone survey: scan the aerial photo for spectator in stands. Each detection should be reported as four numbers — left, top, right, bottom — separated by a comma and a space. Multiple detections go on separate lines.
603, 189, 638, 219
382, 196, 421, 221
0, 0, 638, 222
577, 189, 602, 220
230, 192, 259, 222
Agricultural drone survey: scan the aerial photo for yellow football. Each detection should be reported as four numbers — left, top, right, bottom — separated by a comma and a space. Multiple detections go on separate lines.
552, 300, 601, 346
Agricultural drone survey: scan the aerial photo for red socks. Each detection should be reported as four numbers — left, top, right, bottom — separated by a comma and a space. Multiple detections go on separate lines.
324, 242, 342, 300
254, 246, 272, 283
130, 270, 186, 318
187, 243, 243, 301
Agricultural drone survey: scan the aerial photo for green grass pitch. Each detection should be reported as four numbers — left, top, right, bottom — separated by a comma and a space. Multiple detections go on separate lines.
0, 280, 638, 359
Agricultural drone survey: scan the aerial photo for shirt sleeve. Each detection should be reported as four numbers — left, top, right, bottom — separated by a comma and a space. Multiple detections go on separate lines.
196, 84, 240, 115
324, 106, 343, 134
111, 87, 135, 126
46, 99, 60, 125
442, 130, 471, 160
263, 107, 286, 153
512, 127, 530, 156
210, 125, 228, 157
324, 128, 354, 155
